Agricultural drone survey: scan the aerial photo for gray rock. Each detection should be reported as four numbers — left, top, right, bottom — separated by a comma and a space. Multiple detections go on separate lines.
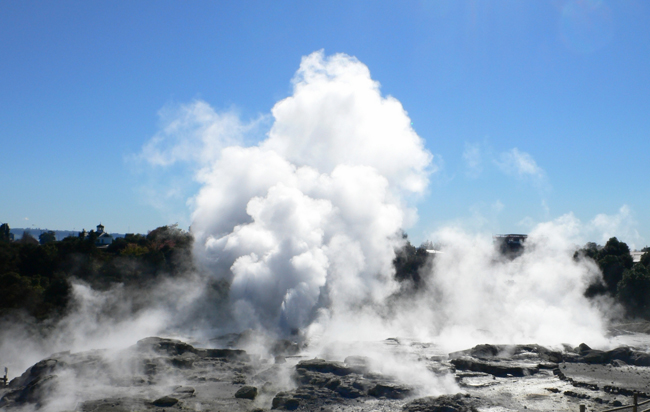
200, 348, 251, 362
152, 395, 179, 407
368, 382, 412, 399
78, 397, 150, 412
272, 391, 300, 410
8, 359, 61, 389
137, 337, 196, 356
403, 393, 480, 412
234, 385, 258, 400
335, 383, 364, 398
450, 357, 539, 377
296, 359, 353, 376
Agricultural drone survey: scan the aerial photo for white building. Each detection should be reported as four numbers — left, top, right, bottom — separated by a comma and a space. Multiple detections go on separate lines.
95, 223, 113, 246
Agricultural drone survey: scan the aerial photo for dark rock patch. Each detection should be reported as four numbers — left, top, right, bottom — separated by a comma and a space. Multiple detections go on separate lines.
78, 397, 150, 412
152, 395, 179, 407
137, 337, 196, 356
272, 391, 300, 410
200, 348, 251, 362
450, 357, 539, 377
567, 343, 650, 366
403, 393, 481, 412
449, 344, 562, 363
234, 385, 258, 400
296, 359, 353, 376
368, 382, 412, 399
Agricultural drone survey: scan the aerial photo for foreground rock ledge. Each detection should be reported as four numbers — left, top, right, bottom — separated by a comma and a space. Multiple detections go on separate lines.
1, 336, 649, 411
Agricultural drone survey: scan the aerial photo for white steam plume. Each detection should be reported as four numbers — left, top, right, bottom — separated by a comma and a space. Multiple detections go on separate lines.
187, 51, 433, 334
140, 51, 618, 351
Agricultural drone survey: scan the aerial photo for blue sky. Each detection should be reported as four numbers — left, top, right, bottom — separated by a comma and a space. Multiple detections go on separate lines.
1, 0, 648, 247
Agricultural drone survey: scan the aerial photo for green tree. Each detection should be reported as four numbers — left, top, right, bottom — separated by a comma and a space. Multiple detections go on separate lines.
393, 234, 433, 286
598, 237, 631, 258
596, 237, 633, 293
0, 272, 40, 313
574, 242, 600, 260
599, 255, 630, 294
640, 251, 650, 268
617, 264, 650, 319
39, 230, 56, 245
0, 223, 11, 242
584, 237, 633, 298
85, 229, 99, 246
19, 231, 39, 245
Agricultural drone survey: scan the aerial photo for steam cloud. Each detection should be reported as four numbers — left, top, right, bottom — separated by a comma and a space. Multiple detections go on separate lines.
141, 51, 618, 352
0, 51, 637, 398
186, 51, 433, 335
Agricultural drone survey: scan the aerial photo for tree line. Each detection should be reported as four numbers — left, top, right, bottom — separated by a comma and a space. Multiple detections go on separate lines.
0, 223, 193, 320
578, 237, 650, 319
2, 222, 649, 323
394, 235, 650, 320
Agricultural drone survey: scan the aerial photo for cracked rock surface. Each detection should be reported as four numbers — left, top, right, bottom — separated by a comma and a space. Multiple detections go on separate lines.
1, 331, 650, 412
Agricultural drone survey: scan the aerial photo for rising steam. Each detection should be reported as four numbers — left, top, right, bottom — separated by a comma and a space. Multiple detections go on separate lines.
179, 51, 433, 335
142, 50, 619, 349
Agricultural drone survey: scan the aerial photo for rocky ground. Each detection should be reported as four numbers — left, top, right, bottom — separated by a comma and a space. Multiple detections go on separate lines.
1, 330, 650, 412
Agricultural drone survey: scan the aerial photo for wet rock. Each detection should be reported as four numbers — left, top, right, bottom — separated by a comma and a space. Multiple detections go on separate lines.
450, 357, 539, 377
232, 373, 247, 384
567, 344, 650, 366
324, 377, 341, 389
368, 382, 412, 399
142, 361, 157, 376
468, 344, 500, 359
335, 382, 364, 398
403, 393, 480, 412
563, 390, 590, 399
8, 359, 61, 388
272, 391, 300, 410
152, 395, 179, 407
137, 337, 196, 356
235, 385, 258, 400
78, 397, 150, 412
170, 352, 197, 368
296, 359, 353, 376
449, 344, 563, 364
0, 374, 58, 408
200, 348, 251, 362
580, 349, 609, 364
537, 362, 559, 369
576, 343, 592, 355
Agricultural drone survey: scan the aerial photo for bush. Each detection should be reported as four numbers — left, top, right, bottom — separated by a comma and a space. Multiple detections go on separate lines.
617, 265, 650, 319
640, 251, 650, 268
